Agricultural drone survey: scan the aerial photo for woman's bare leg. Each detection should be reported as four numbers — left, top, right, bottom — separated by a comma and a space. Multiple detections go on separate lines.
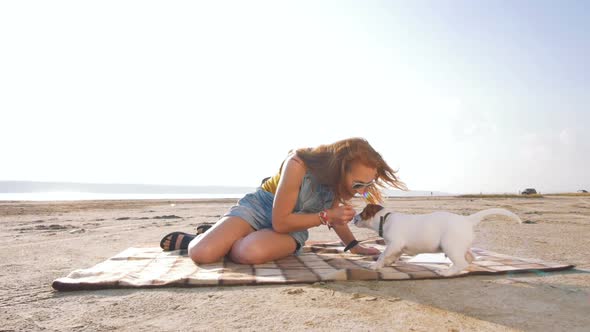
188, 216, 254, 264
229, 229, 298, 265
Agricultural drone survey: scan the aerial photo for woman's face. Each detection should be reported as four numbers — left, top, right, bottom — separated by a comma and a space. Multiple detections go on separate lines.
343, 161, 377, 200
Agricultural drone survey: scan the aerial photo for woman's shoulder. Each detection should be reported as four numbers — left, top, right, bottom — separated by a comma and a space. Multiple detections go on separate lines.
287, 151, 304, 165
281, 151, 306, 173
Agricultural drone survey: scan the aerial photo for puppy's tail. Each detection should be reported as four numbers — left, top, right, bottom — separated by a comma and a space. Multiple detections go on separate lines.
467, 208, 522, 225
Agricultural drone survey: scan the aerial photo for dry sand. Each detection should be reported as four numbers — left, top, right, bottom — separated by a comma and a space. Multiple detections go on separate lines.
1, 195, 589, 331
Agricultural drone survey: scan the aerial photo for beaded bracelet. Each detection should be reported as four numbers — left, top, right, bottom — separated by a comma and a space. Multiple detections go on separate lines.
318, 210, 333, 230
318, 210, 329, 225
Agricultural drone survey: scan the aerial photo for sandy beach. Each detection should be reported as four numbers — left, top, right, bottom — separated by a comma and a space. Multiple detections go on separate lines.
1, 195, 589, 331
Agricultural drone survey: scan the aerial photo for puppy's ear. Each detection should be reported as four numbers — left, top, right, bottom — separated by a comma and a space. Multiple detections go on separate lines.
367, 204, 385, 213
361, 204, 385, 219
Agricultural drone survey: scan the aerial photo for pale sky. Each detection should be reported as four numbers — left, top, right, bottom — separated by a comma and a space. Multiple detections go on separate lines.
1, 1, 589, 194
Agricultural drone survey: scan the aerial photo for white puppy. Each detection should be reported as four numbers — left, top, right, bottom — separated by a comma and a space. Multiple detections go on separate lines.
352, 204, 522, 276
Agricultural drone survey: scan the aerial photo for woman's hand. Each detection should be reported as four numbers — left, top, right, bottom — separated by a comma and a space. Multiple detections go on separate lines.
326, 204, 356, 226
350, 244, 380, 256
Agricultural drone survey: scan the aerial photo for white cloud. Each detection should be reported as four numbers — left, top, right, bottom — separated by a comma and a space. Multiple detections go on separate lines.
1, 2, 588, 194
451, 109, 498, 141
559, 128, 576, 146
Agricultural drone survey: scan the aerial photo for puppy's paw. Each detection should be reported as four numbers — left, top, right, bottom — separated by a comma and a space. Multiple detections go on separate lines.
369, 261, 384, 270
383, 258, 397, 266
435, 268, 459, 277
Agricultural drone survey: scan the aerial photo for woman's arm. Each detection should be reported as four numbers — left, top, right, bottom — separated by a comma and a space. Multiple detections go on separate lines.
331, 223, 378, 255
329, 199, 356, 248
330, 200, 381, 256
271, 155, 323, 233
271, 155, 366, 235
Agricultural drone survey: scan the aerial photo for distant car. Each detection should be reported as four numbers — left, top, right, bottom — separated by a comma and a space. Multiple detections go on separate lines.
578, 189, 588, 193
521, 188, 537, 195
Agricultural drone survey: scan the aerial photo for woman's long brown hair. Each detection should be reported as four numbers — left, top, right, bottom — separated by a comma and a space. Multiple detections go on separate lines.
295, 137, 407, 204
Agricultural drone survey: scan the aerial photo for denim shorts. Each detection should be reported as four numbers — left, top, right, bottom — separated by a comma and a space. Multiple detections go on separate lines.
223, 188, 309, 254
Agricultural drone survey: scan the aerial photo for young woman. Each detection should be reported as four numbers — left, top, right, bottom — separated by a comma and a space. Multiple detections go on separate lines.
160, 137, 406, 264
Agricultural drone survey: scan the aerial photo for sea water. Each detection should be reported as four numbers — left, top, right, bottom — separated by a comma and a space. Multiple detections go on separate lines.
0, 192, 247, 201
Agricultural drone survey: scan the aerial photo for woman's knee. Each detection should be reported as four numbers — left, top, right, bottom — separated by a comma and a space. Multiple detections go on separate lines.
187, 216, 254, 264
230, 238, 294, 265
188, 242, 224, 264
228, 240, 266, 265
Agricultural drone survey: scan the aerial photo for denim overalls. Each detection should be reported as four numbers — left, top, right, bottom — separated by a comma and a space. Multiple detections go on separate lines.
224, 171, 334, 253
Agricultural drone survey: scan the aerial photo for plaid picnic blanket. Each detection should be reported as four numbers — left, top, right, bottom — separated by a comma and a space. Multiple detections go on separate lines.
52, 238, 574, 291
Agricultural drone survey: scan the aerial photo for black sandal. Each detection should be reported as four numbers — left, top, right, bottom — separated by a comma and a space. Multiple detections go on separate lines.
159, 223, 215, 251
196, 223, 214, 234
159, 232, 195, 251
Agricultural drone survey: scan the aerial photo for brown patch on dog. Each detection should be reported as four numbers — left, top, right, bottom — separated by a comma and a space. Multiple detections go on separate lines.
359, 204, 385, 220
